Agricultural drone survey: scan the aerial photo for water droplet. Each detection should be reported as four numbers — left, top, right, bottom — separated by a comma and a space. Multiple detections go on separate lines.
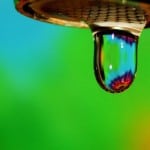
94, 30, 138, 93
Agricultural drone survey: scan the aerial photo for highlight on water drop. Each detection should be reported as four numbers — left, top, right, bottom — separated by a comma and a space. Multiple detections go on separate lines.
94, 30, 138, 93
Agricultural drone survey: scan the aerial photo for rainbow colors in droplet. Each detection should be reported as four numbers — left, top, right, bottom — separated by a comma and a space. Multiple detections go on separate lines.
99, 31, 137, 92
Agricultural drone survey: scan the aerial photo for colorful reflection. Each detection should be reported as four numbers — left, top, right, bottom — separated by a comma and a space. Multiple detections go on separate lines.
96, 31, 137, 92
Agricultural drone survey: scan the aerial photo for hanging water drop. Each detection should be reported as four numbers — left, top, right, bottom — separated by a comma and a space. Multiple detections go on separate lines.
94, 30, 138, 93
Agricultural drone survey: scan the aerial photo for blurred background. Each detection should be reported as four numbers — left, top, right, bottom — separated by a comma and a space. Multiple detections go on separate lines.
0, 1, 150, 150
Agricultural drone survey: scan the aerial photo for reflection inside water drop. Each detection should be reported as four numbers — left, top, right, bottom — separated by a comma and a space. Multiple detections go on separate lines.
94, 30, 138, 93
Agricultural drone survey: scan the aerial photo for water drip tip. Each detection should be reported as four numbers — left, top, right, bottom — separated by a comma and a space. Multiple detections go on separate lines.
92, 28, 138, 93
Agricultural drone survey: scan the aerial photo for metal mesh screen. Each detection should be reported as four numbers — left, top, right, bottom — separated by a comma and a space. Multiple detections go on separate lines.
16, 0, 150, 33
36, 0, 145, 24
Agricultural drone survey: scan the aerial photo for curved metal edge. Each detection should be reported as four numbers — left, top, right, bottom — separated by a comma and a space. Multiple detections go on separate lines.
14, 0, 89, 28
140, 3, 150, 28
14, 0, 150, 29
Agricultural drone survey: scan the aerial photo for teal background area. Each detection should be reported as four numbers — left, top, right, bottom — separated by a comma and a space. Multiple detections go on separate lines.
0, 1, 150, 150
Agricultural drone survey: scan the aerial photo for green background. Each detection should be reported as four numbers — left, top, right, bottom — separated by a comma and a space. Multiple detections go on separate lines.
0, 1, 150, 150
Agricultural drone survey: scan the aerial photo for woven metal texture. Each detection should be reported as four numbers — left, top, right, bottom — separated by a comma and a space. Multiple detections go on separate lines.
38, 0, 146, 24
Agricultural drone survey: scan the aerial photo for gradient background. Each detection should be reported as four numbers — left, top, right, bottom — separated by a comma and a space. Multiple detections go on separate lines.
0, 1, 150, 150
